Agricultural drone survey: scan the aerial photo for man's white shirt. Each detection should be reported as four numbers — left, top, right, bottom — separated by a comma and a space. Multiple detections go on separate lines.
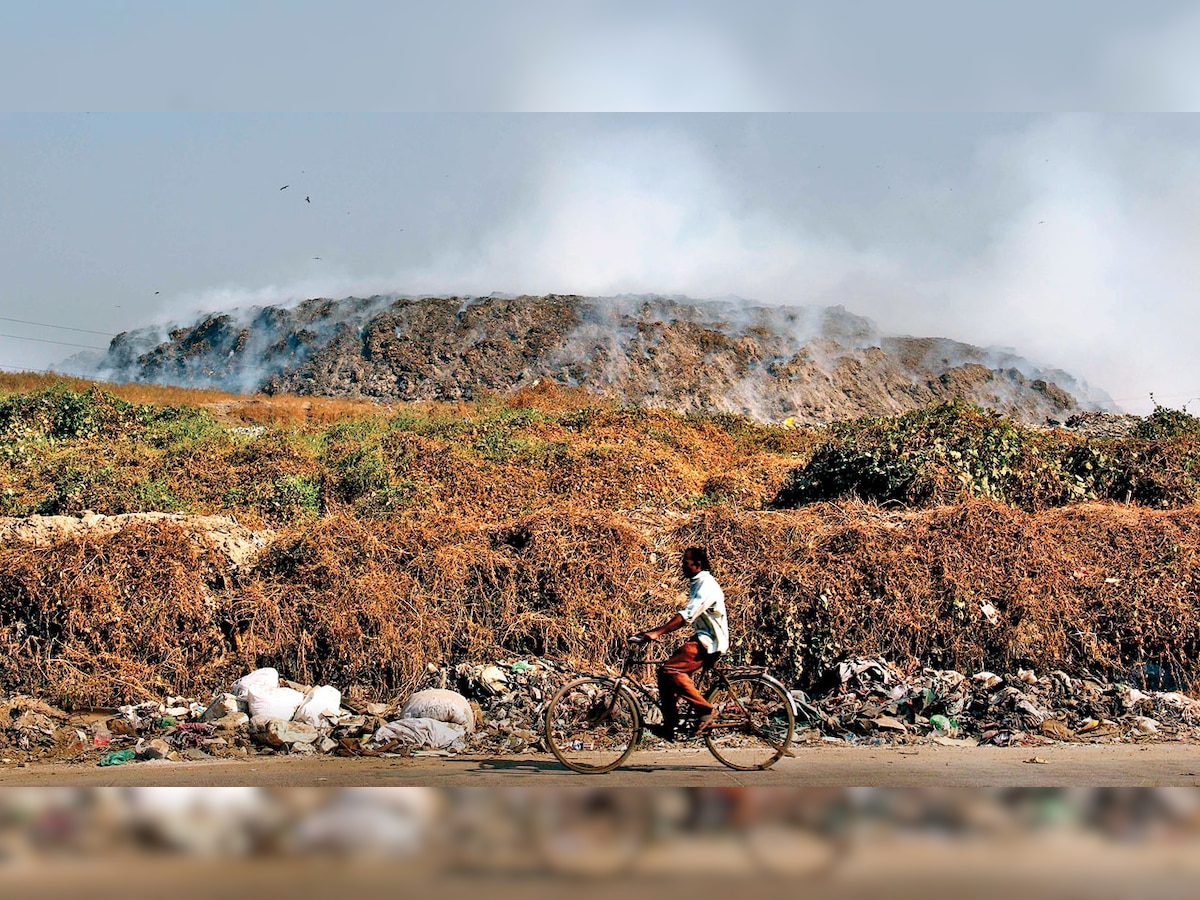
680, 569, 728, 654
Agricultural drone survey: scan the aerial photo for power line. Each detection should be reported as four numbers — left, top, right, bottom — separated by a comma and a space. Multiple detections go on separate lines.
0, 316, 114, 337
0, 332, 107, 350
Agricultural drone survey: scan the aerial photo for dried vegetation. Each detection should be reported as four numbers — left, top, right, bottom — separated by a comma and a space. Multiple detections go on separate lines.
2, 375, 1200, 707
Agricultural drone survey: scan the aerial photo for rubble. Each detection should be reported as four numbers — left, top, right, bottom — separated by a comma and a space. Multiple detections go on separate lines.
5, 653, 1200, 769
793, 656, 1200, 747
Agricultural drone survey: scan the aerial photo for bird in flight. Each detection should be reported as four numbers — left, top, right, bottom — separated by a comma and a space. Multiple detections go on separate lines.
154, 291, 160, 295
312, 257, 322, 260
306, 196, 310, 203
280, 184, 289, 190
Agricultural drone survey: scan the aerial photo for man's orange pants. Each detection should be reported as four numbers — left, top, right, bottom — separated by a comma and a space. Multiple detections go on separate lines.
657, 638, 715, 736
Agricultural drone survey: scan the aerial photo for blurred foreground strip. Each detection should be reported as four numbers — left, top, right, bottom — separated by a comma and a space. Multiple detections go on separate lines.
2, 788, 1199, 892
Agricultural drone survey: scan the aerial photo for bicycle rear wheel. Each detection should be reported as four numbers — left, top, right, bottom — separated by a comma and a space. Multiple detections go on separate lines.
545, 677, 641, 774
703, 675, 795, 770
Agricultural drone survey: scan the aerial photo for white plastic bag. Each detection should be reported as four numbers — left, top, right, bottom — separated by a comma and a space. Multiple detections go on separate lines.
231, 667, 279, 700
293, 685, 342, 726
243, 684, 304, 722
400, 688, 474, 733
367, 717, 466, 750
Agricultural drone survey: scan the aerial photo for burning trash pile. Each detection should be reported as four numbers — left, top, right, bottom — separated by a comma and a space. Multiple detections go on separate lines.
794, 657, 1200, 746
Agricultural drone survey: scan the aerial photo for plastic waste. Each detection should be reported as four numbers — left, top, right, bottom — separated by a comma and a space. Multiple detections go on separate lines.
231, 667, 280, 700
98, 749, 136, 767
293, 685, 342, 727
400, 689, 475, 733
243, 684, 305, 722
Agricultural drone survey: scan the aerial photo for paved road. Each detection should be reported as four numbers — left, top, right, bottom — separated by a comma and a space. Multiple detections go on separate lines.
3, 743, 1199, 786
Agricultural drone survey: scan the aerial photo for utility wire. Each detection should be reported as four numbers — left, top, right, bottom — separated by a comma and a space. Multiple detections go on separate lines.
0, 315, 114, 337
0, 363, 56, 374
0, 332, 107, 350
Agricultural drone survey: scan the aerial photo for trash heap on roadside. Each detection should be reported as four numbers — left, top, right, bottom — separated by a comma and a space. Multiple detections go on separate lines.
793, 656, 1200, 747
6, 653, 1200, 768
418, 658, 577, 755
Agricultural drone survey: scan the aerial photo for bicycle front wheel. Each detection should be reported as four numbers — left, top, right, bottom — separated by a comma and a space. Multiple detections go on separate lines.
545, 677, 641, 774
704, 675, 795, 770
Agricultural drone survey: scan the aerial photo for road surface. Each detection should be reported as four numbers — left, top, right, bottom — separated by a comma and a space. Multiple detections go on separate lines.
2, 743, 1199, 786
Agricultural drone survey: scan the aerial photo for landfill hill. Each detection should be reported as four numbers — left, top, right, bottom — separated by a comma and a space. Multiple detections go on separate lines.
91, 293, 1107, 426
1, 374, 1199, 718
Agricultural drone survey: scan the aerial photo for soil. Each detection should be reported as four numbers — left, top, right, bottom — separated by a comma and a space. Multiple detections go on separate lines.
3, 744, 1199, 787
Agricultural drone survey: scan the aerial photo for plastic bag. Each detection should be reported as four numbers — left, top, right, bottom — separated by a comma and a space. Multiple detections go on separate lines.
367, 717, 466, 750
243, 684, 304, 722
293, 685, 342, 726
231, 667, 279, 699
400, 688, 474, 733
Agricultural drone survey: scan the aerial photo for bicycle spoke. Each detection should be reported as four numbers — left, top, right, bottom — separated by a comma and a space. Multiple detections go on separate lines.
545, 677, 641, 774
704, 676, 795, 770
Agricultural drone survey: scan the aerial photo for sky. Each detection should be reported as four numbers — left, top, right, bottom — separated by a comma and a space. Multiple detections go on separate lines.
3, 5, 1200, 413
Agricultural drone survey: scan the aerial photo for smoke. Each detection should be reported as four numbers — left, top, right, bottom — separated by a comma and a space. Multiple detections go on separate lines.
93, 116, 1200, 415
409, 118, 1194, 414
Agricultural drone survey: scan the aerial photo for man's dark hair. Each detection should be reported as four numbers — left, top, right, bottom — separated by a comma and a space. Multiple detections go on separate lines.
684, 546, 711, 571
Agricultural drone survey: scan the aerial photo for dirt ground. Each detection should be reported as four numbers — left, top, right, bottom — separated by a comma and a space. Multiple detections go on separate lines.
3, 744, 1199, 787
2, 839, 1199, 900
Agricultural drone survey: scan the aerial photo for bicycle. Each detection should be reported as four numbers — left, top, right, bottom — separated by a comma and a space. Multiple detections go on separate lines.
544, 635, 796, 774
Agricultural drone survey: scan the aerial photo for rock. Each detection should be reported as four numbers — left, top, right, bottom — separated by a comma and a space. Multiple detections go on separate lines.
251, 719, 319, 748
138, 739, 172, 760
184, 747, 211, 761
202, 693, 246, 722
317, 736, 338, 754
212, 712, 250, 732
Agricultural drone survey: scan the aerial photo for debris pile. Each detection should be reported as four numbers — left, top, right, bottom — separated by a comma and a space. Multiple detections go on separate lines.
796, 656, 1200, 747
415, 658, 582, 755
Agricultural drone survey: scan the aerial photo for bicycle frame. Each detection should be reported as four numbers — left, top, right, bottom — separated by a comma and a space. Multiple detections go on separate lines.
604, 643, 791, 750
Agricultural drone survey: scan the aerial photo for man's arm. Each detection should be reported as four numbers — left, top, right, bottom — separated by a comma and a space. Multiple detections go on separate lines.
640, 612, 686, 641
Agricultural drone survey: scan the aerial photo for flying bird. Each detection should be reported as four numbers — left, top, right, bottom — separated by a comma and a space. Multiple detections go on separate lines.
280, 184, 289, 190
305, 196, 310, 203
154, 291, 159, 294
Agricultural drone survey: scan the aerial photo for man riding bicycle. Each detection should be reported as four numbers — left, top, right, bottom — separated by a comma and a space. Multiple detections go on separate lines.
634, 547, 729, 741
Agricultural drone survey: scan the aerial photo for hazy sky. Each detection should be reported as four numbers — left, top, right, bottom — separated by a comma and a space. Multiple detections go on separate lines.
4, 5, 1200, 413
3, 113, 1200, 413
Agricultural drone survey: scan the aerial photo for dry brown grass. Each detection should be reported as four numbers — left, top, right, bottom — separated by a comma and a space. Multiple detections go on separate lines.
0, 373, 386, 429
3, 500, 1200, 707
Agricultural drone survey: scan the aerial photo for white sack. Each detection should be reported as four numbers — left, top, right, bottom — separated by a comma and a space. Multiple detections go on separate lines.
293, 685, 342, 726
231, 668, 279, 700
243, 684, 304, 722
367, 717, 466, 750
400, 688, 474, 733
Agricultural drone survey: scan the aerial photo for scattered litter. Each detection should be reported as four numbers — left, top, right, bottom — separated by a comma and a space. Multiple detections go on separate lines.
98, 749, 136, 767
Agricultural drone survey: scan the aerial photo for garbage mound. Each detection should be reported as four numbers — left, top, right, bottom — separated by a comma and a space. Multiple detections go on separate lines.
5, 651, 1200, 769
98, 294, 1096, 426
794, 656, 1200, 747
